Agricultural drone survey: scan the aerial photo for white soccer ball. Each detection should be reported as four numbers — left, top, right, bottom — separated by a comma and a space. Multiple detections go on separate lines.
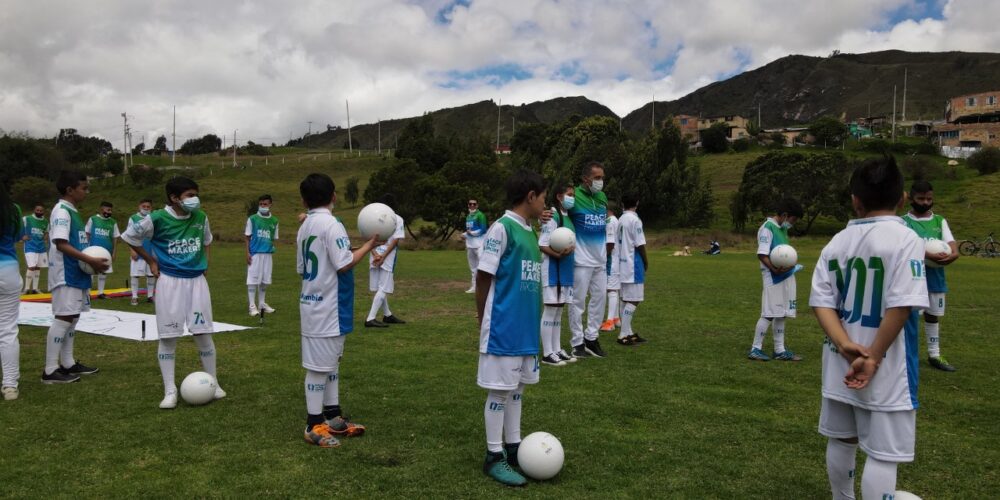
548, 227, 576, 253
517, 431, 564, 480
924, 239, 951, 268
358, 203, 397, 240
180, 371, 218, 406
894, 491, 922, 500
78, 245, 112, 275
769, 244, 798, 268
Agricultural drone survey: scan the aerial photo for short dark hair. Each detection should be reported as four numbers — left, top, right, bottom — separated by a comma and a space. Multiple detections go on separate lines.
776, 198, 804, 218
910, 180, 933, 195
56, 170, 87, 196
850, 156, 904, 212
622, 194, 639, 210
581, 160, 605, 178
551, 182, 573, 206
33, 204, 45, 210
506, 170, 546, 207
300, 173, 335, 209
258, 194, 272, 203
100, 201, 113, 208
165, 176, 199, 202
139, 198, 152, 205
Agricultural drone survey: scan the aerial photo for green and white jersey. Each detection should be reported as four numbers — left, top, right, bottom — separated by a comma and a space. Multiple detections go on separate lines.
902, 212, 953, 293
465, 209, 488, 249
568, 186, 608, 267
245, 213, 279, 255
757, 217, 799, 283
48, 200, 91, 289
128, 212, 154, 259
297, 208, 354, 337
121, 206, 212, 279
85, 214, 120, 253
21, 214, 48, 253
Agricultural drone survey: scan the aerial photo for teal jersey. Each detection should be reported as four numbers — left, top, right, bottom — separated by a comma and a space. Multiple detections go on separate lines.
568, 186, 608, 267
903, 213, 949, 293
125, 208, 211, 279
21, 214, 48, 253
86, 215, 119, 253
246, 213, 279, 255
1, 205, 23, 268
49, 200, 91, 289
478, 212, 542, 355
757, 218, 796, 283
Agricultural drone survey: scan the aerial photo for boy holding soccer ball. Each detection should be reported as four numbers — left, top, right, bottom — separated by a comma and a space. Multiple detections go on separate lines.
538, 183, 576, 366
810, 156, 928, 499
748, 199, 804, 362
476, 170, 546, 486
297, 173, 377, 447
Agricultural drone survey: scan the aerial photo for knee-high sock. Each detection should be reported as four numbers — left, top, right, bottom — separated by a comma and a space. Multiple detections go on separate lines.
925, 319, 941, 357
366, 291, 385, 321
550, 307, 563, 354
131, 277, 140, 298
257, 284, 267, 306
826, 439, 857, 500
752, 317, 770, 350
620, 303, 637, 339
861, 457, 897, 500
503, 384, 524, 444
540, 306, 559, 356
773, 317, 787, 353
607, 290, 619, 320
381, 294, 392, 316
30, 270, 40, 291
305, 370, 327, 416
45, 319, 72, 374
323, 371, 339, 407
158, 338, 178, 394
147, 277, 157, 298
193, 334, 217, 379
59, 318, 79, 368
0, 326, 20, 388
248, 285, 257, 308
97, 275, 107, 294
485, 389, 509, 452
23, 270, 31, 292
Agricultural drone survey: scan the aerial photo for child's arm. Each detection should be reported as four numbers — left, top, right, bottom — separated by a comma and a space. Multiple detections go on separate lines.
55, 240, 109, 273
814, 307, 870, 365
475, 270, 493, 327
636, 244, 648, 271
845, 307, 912, 389
338, 236, 378, 274
244, 218, 253, 265
121, 216, 158, 275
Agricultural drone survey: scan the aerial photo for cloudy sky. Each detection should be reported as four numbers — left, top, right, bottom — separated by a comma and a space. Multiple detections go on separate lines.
1, 0, 998, 149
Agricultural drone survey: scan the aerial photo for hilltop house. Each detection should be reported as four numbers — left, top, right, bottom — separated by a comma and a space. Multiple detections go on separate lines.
697, 115, 751, 141
932, 90, 1000, 157
672, 114, 700, 142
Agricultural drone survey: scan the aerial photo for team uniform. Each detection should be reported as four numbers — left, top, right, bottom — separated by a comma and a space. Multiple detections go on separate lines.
127, 212, 156, 302
1, 206, 23, 395
902, 212, 953, 360
602, 214, 621, 330
538, 210, 575, 364
366, 214, 405, 324
617, 209, 647, 343
749, 218, 802, 360
465, 209, 488, 292
567, 186, 608, 355
85, 214, 120, 296
245, 212, 279, 314
20, 214, 47, 293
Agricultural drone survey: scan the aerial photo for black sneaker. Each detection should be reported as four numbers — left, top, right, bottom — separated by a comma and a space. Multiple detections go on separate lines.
63, 362, 99, 375
97, 293, 107, 299
572, 344, 592, 358
382, 315, 406, 324
616, 336, 638, 346
364, 319, 388, 328
584, 339, 606, 358
504, 442, 521, 468
147, 297, 155, 303
630, 334, 648, 344
41, 368, 81, 384
540, 353, 566, 366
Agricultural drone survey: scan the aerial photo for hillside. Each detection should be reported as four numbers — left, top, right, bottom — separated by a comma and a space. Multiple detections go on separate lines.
624, 50, 1000, 132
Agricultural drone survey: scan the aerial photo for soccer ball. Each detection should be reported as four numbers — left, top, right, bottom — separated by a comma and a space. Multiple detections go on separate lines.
924, 239, 951, 268
78, 246, 112, 275
358, 203, 396, 240
517, 431, 564, 480
894, 491, 922, 500
180, 371, 218, 406
769, 244, 797, 268
548, 227, 576, 253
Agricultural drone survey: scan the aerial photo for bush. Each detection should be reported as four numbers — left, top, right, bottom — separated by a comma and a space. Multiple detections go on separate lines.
732, 138, 751, 152
968, 147, 1000, 175
900, 156, 946, 181
128, 164, 164, 187
700, 122, 730, 154
11, 176, 58, 209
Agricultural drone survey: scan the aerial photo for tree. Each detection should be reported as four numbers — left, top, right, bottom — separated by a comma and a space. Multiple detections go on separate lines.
56, 128, 113, 164
11, 176, 58, 210
700, 122, 730, 153
395, 115, 450, 172
104, 153, 124, 176
343, 137, 360, 150
541, 115, 626, 187
809, 116, 849, 148
128, 164, 163, 187
344, 176, 360, 207
0, 136, 69, 186
132, 142, 145, 156
968, 146, 1000, 175
769, 131, 786, 147
153, 135, 168, 154
179, 134, 222, 155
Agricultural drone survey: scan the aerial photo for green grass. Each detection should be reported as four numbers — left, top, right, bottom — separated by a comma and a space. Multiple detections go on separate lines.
3, 242, 998, 497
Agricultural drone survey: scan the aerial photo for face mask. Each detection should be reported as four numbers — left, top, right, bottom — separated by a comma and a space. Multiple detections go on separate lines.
781, 221, 793, 229
258, 207, 270, 215
180, 196, 201, 213
911, 201, 933, 214
101, 213, 112, 218
139, 209, 150, 216
590, 180, 604, 193
562, 195, 575, 210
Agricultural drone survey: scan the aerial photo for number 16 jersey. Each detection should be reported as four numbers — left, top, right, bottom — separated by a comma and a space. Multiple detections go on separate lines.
297, 208, 353, 338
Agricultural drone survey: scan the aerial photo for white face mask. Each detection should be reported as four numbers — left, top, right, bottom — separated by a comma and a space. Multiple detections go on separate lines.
139, 208, 150, 216
590, 179, 604, 193
781, 221, 793, 229
258, 207, 270, 215
562, 195, 575, 210
181, 196, 201, 213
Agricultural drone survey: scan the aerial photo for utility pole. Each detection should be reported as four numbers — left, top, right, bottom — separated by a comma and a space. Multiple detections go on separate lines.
512, 115, 515, 137
892, 85, 897, 143
377, 119, 382, 155
307, 121, 312, 148
651, 92, 655, 131
233, 129, 238, 167
121, 112, 130, 173
171, 106, 176, 164
902, 68, 908, 122
758, 102, 762, 131
346, 100, 353, 155
496, 98, 501, 151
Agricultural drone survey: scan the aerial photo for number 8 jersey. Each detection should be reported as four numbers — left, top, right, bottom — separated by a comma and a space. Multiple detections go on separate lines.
809, 216, 929, 411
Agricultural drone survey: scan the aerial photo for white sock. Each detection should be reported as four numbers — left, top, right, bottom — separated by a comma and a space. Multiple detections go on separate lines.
607, 291, 619, 320
258, 284, 267, 306
550, 308, 563, 355
45, 319, 72, 374
97, 275, 107, 294
861, 457, 897, 500
366, 292, 385, 321
59, 319, 79, 368
158, 338, 178, 395
31, 270, 40, 291
620, 302, 637, 339
131, 277, 140, 298
484, 389, 508, 452
503, 384, 524, 444
752, 317, 770, 350
381, 295, 392, 317
147, 277, 156, 298
925, 320, 941, 358
773, 318, 787, 353
248, 286, 257, 308
305, 370, 327, 416
0, 332, 20, 388
826, 439, 858, 500
193, 334, 217, 379
322, 371, 339, 407
540, 307, 558, 356
23, 271, 31, 292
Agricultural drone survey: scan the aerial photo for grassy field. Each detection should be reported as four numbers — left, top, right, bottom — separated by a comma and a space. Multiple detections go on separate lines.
2, 241, 998, 498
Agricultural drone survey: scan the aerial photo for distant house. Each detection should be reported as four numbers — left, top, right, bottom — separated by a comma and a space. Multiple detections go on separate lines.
857, 115, 888, 128
696, 115, 751, 141
932, 91, 1000, 156
494, 145, 511, 154
672, 114, 700, 142
764, 126, 812, 145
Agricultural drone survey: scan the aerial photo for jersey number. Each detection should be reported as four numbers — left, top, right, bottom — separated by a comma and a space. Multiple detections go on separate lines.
301, 236, 319, 281
828, 257, 884, 328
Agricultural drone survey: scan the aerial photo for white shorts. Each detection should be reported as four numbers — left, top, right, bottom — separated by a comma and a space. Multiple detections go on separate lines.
607, 272, 621, 290
130, 258, 152, 277
51, 285, 91, 316
301, 335, 345, 372
369, 268, 395, 294
246, 253, 273, 285
927, 293, 945, 316
477, 354, 540, 390
621, 283, 645, 302
761, 275, 797, 318
819, 398, 915, 463
25, 252, 47, 268
155, 274, 214, 338
542, 285, 574, 305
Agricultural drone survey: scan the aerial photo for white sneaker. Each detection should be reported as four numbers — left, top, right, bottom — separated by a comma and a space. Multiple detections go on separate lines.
214, 386, 227, 400
464, 288, 475, 294
159, 391, 178, 409
249, 305, 259, 317
2, 386, 18, 400
260, 303, 275, 314
557, 349, 577, 363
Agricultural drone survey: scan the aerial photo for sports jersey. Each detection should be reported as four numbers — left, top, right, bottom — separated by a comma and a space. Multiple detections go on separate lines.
757, 217, 797, 284
48, 200, 91, 290
128, 212, 154, 258
902, 212, 953, 294
21, 214, 47, 253
369, 214, 404, 271
538, 209, 575, 288
478, 211, 542, 356
334, 216, 354, 334
245, 213, 279, 255
568, 186, 608, 267
606, 214, 620, 278
1, 206, 23, 269
465, 209, 488, 249
809, 216, 929, 411
85, 215, 120, 253
297, 208, 353, 337
617, 210, 647, 284
121, 206, 212, 279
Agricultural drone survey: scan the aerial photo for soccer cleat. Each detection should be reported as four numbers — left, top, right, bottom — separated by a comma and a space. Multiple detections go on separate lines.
629, 334, 648, 344
260, 303, 275, 314
616, 336, 638, 346
304, 423, 341, 448
929, 356, 956, 372
599, 319, 616, 332
159, 392, 178, 409
382, 315, 406, 324
557, 349, 577, 363
747, 348, 771, 361
1, 386, 18, 401
614, 318, 621, 327
130, 297, 139, 306
147, 296, 155, 303
214, 386, 227, 400
572, 344, 592, 358
541, 353, 566, 366
504, 442, 521, 468
364, 319, 388, 328
97, 293, 107, 299
326, 416, 366, 437
465, 287, 476, 294
41, 368, 80, 384
249, 305, 260, 317
773, 350, 803, 361
483, 451, 526, 486
63, 361, 99, 375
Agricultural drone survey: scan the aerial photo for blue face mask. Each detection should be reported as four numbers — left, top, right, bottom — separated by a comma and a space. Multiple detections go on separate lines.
781, 221, 793, 229
562, 195, 575, 210
181, 196, 201, 213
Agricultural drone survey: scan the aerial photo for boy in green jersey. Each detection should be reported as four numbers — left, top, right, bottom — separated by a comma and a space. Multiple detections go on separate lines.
245, 194, 279, 316
749, 199, 804, 362
85, 201, 120, 298
21, 204, 49, 294
128, 199, 156, 305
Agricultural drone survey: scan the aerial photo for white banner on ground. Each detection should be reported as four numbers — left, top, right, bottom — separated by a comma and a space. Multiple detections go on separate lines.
17, 301, 253, 341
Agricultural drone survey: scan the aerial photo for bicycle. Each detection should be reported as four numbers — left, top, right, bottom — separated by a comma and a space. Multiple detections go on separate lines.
958, 232, 998, 257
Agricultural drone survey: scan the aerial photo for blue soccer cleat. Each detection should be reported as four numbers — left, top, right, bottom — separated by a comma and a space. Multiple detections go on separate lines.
747, 348, 771, 361
772, 350, 803, 361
